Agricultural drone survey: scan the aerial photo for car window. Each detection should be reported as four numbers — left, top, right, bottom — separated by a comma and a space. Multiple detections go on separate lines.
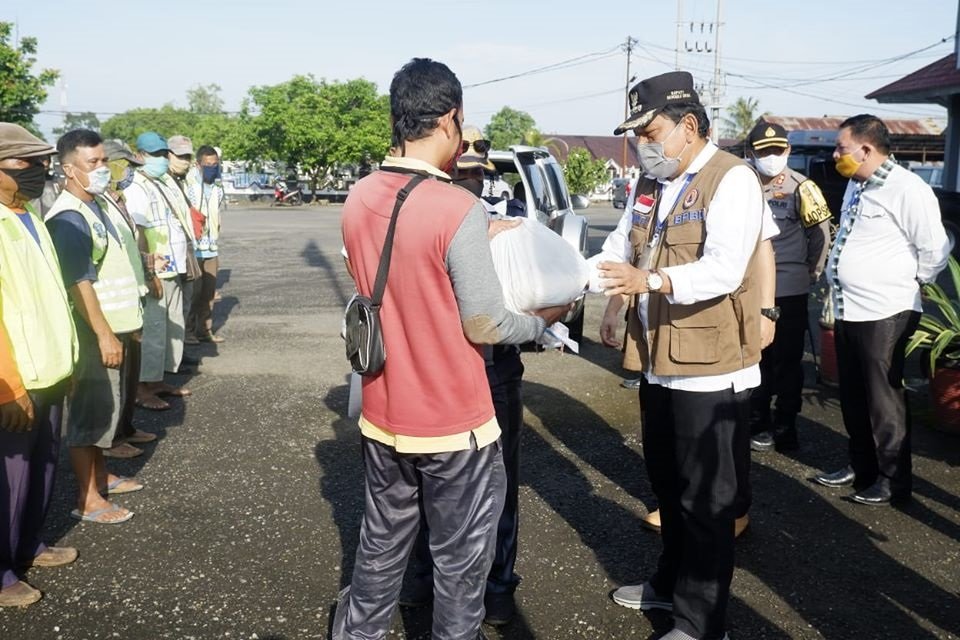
544, 162, 571, 210
518, 155, 550, 213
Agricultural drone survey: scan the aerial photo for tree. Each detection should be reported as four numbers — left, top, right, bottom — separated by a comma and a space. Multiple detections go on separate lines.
562, 147, 608, 195
245, 75, 390, 191
53, 111, 101, 137
485, 107, 536, 151
187, 83, 224, 114
0, 22, 59, 136
720, 96, 768, 141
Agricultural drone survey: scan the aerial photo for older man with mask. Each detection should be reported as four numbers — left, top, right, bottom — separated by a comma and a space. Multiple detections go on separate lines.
590, 71, 777, 640
124, 132, 192, 411
814, 114, 950, 506
0, 123, 79, 606
46, 129, 144, 525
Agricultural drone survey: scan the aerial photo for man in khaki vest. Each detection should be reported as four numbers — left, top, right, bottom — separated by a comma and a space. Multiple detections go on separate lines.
589, 71, 776, 640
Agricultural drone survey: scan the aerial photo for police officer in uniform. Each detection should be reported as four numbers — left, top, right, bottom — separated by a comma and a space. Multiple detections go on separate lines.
745, 122, 831, 452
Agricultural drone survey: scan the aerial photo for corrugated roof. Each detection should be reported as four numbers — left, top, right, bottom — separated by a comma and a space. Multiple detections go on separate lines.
866, 53, 960, 103
762, 115, 946, 136
546, 135, 639, 168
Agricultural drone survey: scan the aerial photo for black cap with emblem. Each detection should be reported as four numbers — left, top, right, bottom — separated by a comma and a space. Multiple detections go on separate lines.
747, 121, 789, 151
613, 71, 700, 135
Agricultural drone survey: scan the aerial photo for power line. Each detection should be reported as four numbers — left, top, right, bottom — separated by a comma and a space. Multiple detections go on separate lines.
462, 45, 622, 89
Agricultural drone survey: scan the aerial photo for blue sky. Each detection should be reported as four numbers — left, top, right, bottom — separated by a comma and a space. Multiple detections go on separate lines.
5, 0, 956, 139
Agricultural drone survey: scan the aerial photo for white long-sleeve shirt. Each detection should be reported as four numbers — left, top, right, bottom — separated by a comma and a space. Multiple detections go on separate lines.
587, 143, 777, 392
828, 162, 950, 322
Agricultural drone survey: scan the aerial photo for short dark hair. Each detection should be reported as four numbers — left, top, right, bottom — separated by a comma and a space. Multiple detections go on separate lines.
389, 58, 462, 150
839, 114, 890, 154
659, 103, 710, 139
196, 145, 218, 161
56, 129, 103, 163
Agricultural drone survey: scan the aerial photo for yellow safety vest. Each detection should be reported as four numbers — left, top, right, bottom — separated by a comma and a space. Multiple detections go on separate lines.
0, 202, 77, 390
46, 190, 143, 334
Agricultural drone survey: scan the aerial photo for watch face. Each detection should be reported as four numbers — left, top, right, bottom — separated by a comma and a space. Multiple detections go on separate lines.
648, 272, 663, 291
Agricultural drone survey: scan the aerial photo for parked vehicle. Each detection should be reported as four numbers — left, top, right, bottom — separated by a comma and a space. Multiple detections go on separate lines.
611, 177, 631, 209
487, 146, 590, 341
273, 178, 303, 206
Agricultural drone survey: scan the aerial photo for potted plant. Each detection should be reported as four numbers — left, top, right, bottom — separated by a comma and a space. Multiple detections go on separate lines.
906, 255, 960, 434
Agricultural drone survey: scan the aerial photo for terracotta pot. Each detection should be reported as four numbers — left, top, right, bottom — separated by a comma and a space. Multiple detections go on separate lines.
929, 366, 960, 434
818, 325, 839, 386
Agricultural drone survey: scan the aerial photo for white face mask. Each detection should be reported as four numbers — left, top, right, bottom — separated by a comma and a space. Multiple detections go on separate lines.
78, 166, 112, 195
752, 152, 789, 177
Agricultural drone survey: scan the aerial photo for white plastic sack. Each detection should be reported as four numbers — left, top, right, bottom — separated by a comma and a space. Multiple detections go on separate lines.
489, 218, 590, 314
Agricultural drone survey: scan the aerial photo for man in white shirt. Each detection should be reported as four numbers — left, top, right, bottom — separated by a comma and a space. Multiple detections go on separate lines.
590, 71, 776, 640
814, 115, 949, 506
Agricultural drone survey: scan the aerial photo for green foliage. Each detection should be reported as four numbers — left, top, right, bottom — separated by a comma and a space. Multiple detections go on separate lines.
53, 111, 101, 137
562, 147, 608, 195
0, 22, 59, 137
720, 96, 768, 141
485, 107, 536, 151
906, 256, 960, 373
186, 83, 224, 113
245, 75, 389, 188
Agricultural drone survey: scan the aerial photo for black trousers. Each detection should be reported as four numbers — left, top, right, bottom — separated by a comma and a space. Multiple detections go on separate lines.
641, 380, 750, 640
335, 436, 506, 640
835, 311, 920, 495
412, 345, 524, 594
750, 294, 808, 432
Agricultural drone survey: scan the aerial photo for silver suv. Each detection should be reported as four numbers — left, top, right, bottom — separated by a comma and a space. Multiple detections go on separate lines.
486, 146, 590, 341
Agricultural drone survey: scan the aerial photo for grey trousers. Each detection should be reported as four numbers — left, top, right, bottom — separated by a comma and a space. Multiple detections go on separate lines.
140, 277, 184, 382
333, 435, 506, 640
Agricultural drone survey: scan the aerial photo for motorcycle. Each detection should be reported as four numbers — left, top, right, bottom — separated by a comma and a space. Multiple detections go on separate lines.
273, 182, 303, 206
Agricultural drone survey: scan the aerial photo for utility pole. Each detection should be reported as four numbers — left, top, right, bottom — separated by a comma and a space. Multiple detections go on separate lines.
710, 0, 724, 143
675, 0, 684, 70
621, 36, 637, 178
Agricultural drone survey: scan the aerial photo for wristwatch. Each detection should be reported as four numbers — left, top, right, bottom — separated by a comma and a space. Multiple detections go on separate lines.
760, 306, 781, 322
646, 270, 664, 292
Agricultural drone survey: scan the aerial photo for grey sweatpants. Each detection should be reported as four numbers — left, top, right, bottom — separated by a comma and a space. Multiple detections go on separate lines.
140, 277, 184, 382
333, 435, 506, 640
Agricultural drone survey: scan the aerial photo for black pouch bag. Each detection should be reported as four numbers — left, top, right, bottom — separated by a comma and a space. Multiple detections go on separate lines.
345, 174, 425, 375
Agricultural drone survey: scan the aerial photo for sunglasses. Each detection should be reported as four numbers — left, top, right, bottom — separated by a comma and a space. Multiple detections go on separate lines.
461, 139, 491, 155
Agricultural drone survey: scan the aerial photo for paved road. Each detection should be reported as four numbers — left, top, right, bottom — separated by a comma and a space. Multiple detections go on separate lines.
1, 203, 958, 640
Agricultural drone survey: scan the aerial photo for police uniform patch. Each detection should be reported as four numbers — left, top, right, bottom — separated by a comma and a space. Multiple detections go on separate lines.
773, 192, 786, 199
682, 188, 699, 209
775, 174, 785, 186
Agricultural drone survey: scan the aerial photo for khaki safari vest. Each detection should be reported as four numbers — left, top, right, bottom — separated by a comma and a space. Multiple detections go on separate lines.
623, 149, 763, 376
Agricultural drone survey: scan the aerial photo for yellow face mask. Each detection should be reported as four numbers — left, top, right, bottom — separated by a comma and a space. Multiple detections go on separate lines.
108, 159, 129, 182
835, 149, 864, 179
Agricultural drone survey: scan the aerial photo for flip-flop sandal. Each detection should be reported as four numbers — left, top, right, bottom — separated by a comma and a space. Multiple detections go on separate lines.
69, 505, 133, 524
101, 477, 144, 495
126, 430, 158, 444
135, 396, 170, 411
103, 442, 143, 459
157, 387, 192, 397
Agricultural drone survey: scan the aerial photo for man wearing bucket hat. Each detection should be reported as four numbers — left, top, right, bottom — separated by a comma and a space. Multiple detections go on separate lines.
588, 71, 776, 640
0, 123, 79, 606
745, 121, 831, 453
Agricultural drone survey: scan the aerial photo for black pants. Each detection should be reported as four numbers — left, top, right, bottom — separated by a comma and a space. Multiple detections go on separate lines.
750, 294, 808, 432
641, 380, 750, 640
835, 311, 920, 495
335, 436, 506, 640
412, 345, 524, 594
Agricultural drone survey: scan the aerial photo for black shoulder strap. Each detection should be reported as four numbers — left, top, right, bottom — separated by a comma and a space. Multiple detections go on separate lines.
371, 174, 427, 308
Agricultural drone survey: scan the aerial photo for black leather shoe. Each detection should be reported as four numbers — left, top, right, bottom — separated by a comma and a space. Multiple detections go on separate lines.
750, 431, 774, 452
483, 591, 516, 627
398, 578, 432, 608
851, 478, 909, 506
773, 425, 798, 451
814, 466, 856, 488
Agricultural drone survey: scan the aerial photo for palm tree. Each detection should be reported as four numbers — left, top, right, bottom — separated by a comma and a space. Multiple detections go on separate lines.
720, 96, 768, 141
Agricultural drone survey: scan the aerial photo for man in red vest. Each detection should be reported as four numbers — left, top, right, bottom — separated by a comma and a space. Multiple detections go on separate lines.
333, 58, 567, 640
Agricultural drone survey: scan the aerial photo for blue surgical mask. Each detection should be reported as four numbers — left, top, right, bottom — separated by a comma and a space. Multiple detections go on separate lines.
143, 155, 170, 178
202, 164, 220, 184
118, 166, 135, 190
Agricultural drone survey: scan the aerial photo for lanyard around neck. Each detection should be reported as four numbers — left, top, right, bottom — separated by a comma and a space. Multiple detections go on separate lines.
648, 173, 696, 248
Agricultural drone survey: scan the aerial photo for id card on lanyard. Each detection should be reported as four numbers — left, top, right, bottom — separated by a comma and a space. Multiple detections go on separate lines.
648, 173, 696, 248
